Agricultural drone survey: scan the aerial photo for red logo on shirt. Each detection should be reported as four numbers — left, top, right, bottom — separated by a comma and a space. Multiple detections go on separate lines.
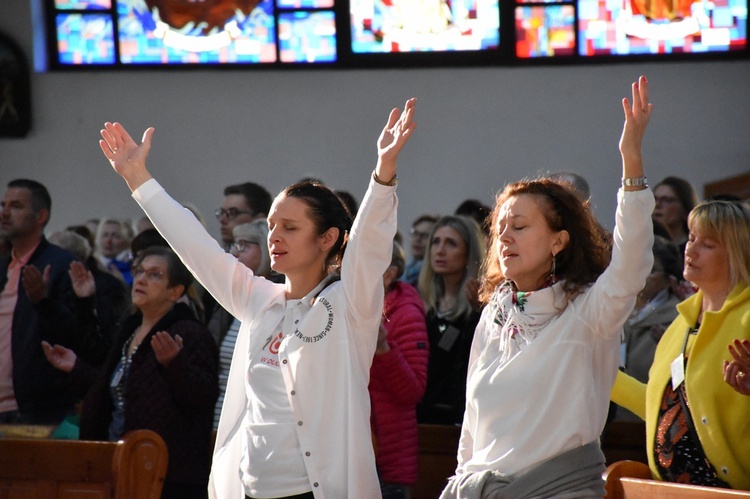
267, 331, 283, 355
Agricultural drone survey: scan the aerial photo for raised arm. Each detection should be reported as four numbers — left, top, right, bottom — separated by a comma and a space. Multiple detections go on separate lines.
375, 98, 417, 184
99, 122, 155, 192
619, 75, 652, 190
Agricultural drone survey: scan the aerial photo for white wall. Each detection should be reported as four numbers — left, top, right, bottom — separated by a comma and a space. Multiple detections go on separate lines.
2, 1, 749, 243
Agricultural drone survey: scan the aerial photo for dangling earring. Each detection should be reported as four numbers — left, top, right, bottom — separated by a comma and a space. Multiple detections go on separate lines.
548, 254, 557, 285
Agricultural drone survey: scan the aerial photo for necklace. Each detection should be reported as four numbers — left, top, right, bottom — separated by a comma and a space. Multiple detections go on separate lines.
127, 325, 148, 357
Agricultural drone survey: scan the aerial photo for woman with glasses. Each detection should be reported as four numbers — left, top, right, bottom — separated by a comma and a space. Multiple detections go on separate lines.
97, 98, 416, 499
652, 176, 699, 252
43, 246, 219, 499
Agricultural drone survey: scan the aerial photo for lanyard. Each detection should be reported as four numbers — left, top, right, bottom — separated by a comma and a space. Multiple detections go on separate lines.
680, 325, 695, 365
672, 322, 698, 390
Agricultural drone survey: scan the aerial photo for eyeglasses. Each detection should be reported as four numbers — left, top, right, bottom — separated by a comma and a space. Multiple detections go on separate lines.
132, 266, 166, 282
409, 228, 430, 240
215, 208, 256, 221
230, 239, 259, 253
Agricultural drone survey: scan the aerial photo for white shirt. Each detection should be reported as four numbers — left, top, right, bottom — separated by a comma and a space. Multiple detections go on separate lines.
133, 177, 396, 499
242, 298, 309, 497
457, 188, 655, 478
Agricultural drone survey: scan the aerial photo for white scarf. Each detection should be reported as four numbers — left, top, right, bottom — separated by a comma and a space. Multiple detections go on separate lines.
487, 280, 566, 368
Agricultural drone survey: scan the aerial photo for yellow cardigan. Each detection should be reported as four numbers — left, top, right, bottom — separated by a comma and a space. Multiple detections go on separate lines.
611, 283, 750, 490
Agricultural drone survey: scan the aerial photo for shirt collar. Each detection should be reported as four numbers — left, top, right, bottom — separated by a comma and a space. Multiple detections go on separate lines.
11, 240, 41, 268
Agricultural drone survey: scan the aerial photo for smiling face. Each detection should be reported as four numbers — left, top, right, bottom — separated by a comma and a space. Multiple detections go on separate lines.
495, 194, 568, 292
429, 225, 468, 281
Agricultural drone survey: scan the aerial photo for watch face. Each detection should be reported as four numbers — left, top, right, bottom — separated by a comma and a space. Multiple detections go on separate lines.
0, 34, 31, 137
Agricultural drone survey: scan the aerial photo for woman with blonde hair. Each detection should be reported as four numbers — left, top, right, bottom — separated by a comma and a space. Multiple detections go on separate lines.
613, 199, 750, 490
417, 214, 485, 425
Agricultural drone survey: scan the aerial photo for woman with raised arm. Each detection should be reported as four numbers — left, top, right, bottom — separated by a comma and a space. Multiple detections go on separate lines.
98, 98, 416, 499
441, 76, 655, 498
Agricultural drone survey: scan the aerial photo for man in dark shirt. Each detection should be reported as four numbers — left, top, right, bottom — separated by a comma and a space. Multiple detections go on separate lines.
0, 179, 78, 424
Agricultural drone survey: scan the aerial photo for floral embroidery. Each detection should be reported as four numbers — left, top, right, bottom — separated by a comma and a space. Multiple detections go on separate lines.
513, 291, 529, 312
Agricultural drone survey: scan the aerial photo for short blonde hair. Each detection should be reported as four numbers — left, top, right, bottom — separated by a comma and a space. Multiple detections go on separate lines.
688, 200, 750, 289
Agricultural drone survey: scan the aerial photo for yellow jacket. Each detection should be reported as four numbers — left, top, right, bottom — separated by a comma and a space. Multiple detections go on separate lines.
612, 283, 750, 490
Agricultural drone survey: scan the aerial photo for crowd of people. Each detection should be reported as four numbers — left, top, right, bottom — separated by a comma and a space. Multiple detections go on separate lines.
1, 76, 749, 498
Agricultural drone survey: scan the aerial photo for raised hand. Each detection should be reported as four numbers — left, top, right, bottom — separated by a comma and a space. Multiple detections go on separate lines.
151, 331, 184, 366
376, 98, 417, 183
21, 264, 50, 304
42, 341, 77, 373
619, 75, 653, 176
99, 122, 155, 192
69, 260, 96, 298
724, 338, 750, 396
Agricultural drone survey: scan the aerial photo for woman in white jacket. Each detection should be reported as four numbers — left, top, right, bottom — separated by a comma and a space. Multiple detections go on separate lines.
98, 98, 416, 499
441, 77, 655, 498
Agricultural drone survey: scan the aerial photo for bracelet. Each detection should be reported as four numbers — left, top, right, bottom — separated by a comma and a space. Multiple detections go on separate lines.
373, 171, 398, 186
622, 176, 648, 188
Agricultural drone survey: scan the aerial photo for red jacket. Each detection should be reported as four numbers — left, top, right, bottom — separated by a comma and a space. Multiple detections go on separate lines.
369, 281, 429, 485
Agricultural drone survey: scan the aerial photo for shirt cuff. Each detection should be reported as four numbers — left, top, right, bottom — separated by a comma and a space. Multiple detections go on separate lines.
131, 178, 163, 205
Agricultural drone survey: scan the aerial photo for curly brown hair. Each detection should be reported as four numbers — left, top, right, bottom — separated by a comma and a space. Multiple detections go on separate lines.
479, 178, 612, 304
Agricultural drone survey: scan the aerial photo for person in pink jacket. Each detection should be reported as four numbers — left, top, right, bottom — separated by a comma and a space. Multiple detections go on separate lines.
370, 241, 429, 498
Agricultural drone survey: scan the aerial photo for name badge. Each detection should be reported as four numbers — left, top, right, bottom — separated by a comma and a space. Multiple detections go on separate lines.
437, 325, 461, 351
670, 354, 685, 391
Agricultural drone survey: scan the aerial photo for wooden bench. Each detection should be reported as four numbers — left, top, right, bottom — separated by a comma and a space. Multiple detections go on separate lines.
604, 460, 750, 498
0, 429, 168, 499
414, 424, 460, 499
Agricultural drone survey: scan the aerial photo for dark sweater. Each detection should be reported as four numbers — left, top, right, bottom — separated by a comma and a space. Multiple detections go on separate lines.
0, 238, 79, 424
71, 303, 219, 492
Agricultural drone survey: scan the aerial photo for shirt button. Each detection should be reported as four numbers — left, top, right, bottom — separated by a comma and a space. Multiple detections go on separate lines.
313, 482, 319, 487
701, 416, 708, 425
721, 467, 729, 475
305, 451, 311, 456
295, 319, 299, 324
282, 359, 288, 364
298, 421, 303, 426
290, 390, 296, 395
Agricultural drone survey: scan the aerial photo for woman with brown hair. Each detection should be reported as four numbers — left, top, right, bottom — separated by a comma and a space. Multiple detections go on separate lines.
442, 76, 655, 498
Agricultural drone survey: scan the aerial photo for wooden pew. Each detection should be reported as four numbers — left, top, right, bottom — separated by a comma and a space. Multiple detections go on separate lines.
0, 429, 168, 499
414, 424, 460, 499
604, 460, 750, 498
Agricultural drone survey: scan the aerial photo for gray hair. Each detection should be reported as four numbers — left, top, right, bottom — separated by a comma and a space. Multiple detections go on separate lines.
233, 219, 271, 277
49, 230, 91, 260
